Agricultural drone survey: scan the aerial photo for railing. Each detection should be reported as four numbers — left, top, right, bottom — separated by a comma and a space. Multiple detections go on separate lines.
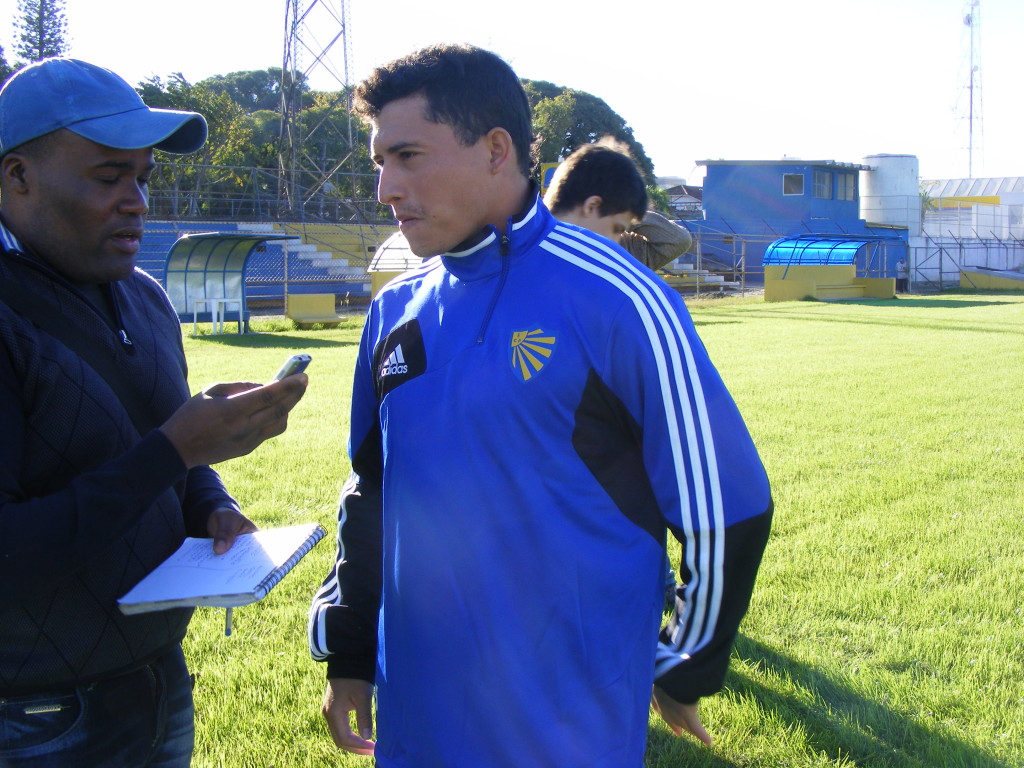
147, 162, 391, 224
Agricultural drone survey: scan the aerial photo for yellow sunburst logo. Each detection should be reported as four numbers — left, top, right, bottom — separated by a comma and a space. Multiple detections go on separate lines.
510, 328, 555, 382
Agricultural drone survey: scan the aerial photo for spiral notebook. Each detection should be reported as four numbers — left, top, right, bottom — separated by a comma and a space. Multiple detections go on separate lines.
118, 522, 326, 615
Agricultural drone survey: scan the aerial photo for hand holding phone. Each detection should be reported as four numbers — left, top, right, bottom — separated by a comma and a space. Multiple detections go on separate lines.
272, 354, 312, 382
162, 358, 310, 468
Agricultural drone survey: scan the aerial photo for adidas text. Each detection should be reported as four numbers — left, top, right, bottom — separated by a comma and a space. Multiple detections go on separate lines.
380, 345, 408, 377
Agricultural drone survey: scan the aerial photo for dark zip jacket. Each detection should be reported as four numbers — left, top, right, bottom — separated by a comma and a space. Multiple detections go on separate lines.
0, 222, 237, 694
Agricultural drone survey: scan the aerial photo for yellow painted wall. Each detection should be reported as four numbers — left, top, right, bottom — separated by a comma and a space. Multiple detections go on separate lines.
960, 271, 1024, 290
371, 271, 404, 296
765, 265, 856, 302
764, 265, 896, 302
853, 277, 896, 298
765, 265, 855, 283
764, 278, 816, 302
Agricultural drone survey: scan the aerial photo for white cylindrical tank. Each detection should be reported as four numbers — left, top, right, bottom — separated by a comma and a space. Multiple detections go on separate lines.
860, 154, 921, 236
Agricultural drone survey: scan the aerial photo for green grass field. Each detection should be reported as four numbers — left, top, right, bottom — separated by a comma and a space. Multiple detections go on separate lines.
180, 292, 1024, 768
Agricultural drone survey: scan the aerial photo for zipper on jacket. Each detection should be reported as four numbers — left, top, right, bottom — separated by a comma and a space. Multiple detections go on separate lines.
2, 246, 136, 352
475, 229, 513, 344
104, 283, 135, 351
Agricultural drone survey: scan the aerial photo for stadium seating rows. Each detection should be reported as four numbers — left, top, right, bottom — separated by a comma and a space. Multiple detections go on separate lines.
139, 220, 397, 307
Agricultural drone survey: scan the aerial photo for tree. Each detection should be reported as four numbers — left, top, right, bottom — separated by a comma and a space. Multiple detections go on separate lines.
308, 90, 381, 212
531, 90, 576, 171
129, 67, 670, 222
15, 0, 69, 62
200, 68, 309, 114
647, 185, 672, 216
137, 74, 251, 166
525, 79, 655, 184
138, 73, 382, 221
137, 73, 256, 217
0, 46, 14, 84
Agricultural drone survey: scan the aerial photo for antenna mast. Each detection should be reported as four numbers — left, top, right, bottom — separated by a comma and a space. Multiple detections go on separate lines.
279, 0, 354, 219
963, 0, 982, 177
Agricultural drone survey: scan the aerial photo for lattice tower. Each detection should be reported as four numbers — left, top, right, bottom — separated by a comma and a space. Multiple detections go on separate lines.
279, 0, 356, 219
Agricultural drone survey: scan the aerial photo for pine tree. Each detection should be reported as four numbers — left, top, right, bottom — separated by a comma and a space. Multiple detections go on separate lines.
0, 46, 14, 84
15, 0, 69, 62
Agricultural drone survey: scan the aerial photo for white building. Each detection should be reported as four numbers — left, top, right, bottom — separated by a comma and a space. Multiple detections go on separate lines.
860, 155, 1024, 289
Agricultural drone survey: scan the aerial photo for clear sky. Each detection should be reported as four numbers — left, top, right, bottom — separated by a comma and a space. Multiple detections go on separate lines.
0, 0, 1020, 184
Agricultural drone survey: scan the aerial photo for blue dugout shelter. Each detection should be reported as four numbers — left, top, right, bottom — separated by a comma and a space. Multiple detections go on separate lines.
164, 232, 295, 332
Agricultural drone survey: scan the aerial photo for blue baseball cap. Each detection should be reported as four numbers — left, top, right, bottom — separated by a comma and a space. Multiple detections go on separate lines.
0, 57, 208, 156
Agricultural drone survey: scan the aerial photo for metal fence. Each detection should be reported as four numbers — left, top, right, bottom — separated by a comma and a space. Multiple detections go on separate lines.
147, 162, 389, 224
909, 234, 1024, 292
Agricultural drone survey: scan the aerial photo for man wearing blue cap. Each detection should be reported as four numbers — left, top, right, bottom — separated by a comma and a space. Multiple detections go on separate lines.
0, 58, 307, 767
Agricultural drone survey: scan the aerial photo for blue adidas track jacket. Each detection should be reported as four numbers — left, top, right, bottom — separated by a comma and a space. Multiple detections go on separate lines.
309, 195, 772, 768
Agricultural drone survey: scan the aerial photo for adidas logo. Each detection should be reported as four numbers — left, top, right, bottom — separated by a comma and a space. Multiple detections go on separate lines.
379, 345, 409, 377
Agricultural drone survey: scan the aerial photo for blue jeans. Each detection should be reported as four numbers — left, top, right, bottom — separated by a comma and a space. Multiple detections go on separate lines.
0, 645, 194, 768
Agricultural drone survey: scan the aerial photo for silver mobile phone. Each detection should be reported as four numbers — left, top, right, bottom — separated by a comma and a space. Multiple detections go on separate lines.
272, 353, 312, 381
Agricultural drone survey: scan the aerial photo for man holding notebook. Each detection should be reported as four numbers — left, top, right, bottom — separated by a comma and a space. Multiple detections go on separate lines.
0, 58, 307, 767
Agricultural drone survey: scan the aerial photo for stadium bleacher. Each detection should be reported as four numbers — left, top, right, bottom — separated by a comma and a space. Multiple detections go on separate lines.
140, 220, 397, 312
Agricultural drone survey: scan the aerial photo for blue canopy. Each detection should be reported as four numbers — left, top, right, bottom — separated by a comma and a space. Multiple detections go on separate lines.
164, 232, 295, 330
762, 235, 903, 266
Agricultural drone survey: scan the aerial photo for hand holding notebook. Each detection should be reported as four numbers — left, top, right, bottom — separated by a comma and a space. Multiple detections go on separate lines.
118, 522, 325, 615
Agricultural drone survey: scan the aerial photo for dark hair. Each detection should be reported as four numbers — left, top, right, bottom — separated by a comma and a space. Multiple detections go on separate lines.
0, 130, 61, 193
5, 129, 61, 160
353, 43, 533, 177
544, 140, 648, 220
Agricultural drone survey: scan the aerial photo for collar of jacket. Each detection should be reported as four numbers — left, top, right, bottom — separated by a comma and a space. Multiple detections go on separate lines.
0, 216, 134, 347
439, 187, 553, 282
0, 215, 28, 254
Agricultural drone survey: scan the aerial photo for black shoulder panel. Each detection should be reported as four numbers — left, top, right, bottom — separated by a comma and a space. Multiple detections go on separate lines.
572, 368, 664, 543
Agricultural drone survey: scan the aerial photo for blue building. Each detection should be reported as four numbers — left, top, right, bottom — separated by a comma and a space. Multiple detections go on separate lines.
681, 158, 909, 280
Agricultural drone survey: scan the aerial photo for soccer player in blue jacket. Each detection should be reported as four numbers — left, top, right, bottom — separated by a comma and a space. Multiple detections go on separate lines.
309, 43, 772, 768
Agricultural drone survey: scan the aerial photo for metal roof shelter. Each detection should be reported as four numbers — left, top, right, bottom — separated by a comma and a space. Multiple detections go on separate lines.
366, 231, 422, 298
368, 231, 418, 273
164, 232, 295, 332
921, 176, 1024, 200
763, 235, 904, 267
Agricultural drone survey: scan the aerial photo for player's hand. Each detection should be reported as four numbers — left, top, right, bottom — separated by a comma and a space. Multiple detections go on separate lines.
652, 685, 712, 746
323, 678, 375, 755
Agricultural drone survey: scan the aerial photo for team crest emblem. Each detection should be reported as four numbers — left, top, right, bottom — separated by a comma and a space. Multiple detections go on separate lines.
510, 328, 555, 382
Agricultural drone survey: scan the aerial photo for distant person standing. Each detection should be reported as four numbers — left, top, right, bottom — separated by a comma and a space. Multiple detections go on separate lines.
543, 138, 693, 270
896, 257, 909, 293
